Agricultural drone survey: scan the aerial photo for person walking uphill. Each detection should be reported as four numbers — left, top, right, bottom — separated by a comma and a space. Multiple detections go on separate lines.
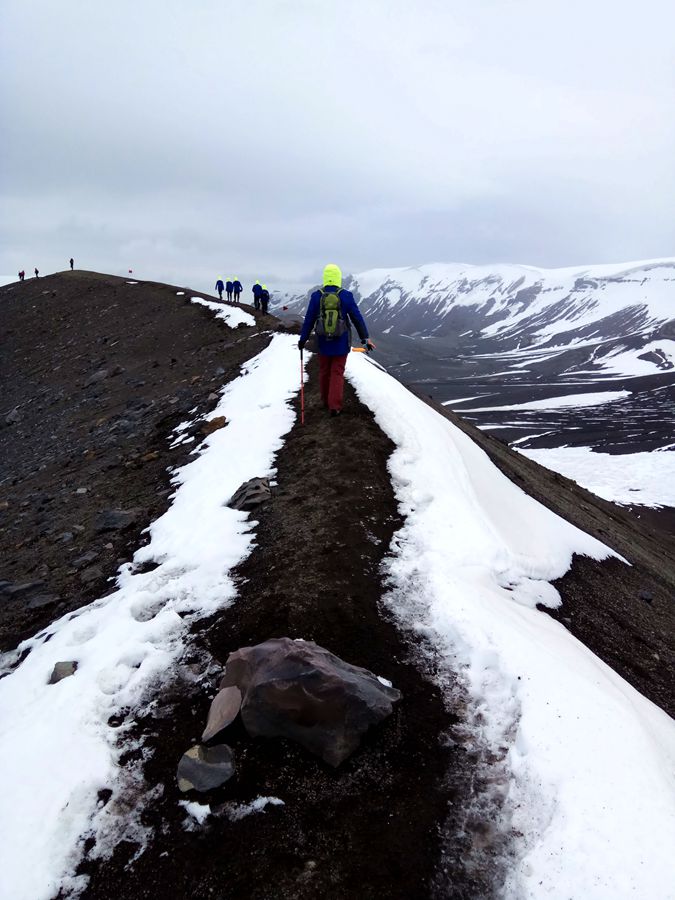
226, 278, 233, 302
298, 263, 374, 416
215, 278, 225, 301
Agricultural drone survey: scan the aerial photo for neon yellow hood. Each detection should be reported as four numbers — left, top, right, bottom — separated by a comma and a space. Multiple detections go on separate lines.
323, 263, 342, 288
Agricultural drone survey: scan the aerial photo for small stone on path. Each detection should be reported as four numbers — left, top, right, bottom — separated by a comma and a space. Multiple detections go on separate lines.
177, 744, 235, 793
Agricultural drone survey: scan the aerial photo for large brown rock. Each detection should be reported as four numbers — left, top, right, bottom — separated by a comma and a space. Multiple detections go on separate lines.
216, 637, 401, 767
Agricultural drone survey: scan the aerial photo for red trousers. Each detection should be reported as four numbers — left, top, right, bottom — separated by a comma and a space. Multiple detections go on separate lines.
319, 353, 348, 411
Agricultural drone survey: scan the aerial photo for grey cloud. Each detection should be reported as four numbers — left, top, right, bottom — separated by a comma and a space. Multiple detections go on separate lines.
2, 0, 674, 291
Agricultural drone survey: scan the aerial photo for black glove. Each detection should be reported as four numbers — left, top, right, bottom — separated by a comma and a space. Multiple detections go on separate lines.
363, 338, 376, 352
298, 339, 306, 351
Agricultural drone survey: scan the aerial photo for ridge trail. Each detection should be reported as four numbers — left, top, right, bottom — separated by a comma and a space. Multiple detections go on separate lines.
82, 357, 503, 900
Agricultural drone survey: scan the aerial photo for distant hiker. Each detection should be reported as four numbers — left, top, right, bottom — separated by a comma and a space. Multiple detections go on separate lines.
69, 258, 74, 270
215, 278, 225, 301
260, 284, 270, 315
252, 280, 262, 310
233, 278, 242, 303
18, 270, 25, 282
34, 268, 39, 278
226, 278, 233, 302
298, 263, 374, 417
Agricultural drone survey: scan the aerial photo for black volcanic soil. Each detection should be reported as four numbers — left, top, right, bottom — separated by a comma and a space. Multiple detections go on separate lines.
0, 271, 274, 651
2, 272, 673, 899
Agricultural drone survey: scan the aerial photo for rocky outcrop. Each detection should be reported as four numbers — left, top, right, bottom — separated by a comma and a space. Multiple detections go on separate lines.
208, 638, 401, 767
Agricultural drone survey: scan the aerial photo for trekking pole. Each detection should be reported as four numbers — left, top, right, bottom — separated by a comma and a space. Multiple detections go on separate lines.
300, 349, 305, 426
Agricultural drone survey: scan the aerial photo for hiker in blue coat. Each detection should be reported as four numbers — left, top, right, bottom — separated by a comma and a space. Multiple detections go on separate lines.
298, 263, 374, 416
226, 279, 233, 302
215, 278, 225, 301
233, 278, 242, 303
252, 281, 263, 310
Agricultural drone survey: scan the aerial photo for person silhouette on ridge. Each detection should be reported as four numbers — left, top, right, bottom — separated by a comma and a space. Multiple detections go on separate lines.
252, 280, 262, 310
233, 277, 242, 304
69, 258, 74, 270
260, 284, 270, 315
226, 278, 234, 302
298, 263, 374, 416
215, 278, 225, 301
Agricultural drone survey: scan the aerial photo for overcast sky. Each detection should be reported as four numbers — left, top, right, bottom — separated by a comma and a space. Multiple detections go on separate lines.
2, 0, 674, 292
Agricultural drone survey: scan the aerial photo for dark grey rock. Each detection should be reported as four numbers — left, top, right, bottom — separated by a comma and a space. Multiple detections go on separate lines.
2, 581, 45, 597
228, 477, 272, 511
72, 550, 99, 569
84, 368, 110, 388
5, 408, 21, 426
177, 744, 235, 792
27, 593, 60, 610
80, 565, 104, 584
49, 661, 78, 684
219, 638, 401, 767
638, 590, 654, 604
94, 509, 138, 533
214, 366, 226, 376
58, 532, 74, 544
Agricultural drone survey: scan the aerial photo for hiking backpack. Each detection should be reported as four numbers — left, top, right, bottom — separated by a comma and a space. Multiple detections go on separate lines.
315, 289, 347, 339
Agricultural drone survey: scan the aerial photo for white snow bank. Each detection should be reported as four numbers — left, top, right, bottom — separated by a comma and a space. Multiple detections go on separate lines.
463, 390, 631, 412
0, 334, 300, 900
520, 446, 675, 508
191, 296, 255, 327
597, 339, 675, 376
347, 354, 675, 900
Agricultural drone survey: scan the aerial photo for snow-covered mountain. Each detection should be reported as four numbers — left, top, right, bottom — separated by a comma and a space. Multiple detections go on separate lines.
285, 259, 675, 379
282, 259, 675, 476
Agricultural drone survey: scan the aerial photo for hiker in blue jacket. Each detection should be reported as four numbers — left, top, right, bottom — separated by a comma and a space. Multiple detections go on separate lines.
298, 263, 374, 416
226, 278, 233, 302
215, 278, 225, 301
252, 280, 263, 310
233, 278, 242, 303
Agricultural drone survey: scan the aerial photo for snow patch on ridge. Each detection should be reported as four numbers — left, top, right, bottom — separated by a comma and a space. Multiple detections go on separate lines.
0, 335, 300, 900
347, 353, 675, 900
191, 295, 255, 327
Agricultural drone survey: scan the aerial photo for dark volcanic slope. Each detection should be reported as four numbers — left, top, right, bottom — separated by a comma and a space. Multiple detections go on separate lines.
0, 271, 274, 651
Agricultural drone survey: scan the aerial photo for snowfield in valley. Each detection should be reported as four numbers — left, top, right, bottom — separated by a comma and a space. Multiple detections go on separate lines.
519, 445, 675, 508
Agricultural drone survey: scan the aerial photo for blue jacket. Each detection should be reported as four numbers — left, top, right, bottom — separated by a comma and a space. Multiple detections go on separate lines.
226, 281, 233, 291
215, 280, 224, 291
252, 283, 263, 297
233, 280, 242, 292
299, 286, 369, 356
